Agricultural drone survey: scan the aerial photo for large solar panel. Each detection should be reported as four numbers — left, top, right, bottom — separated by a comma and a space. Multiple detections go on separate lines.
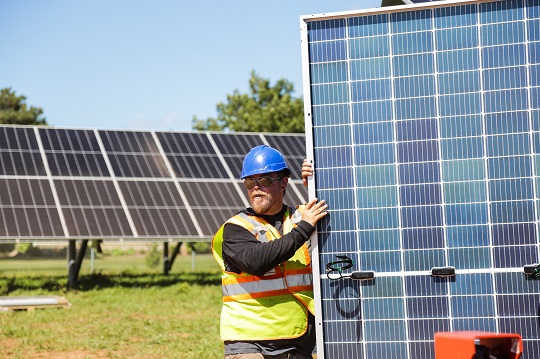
300, 0, 540, 358
0, 126, 307, 241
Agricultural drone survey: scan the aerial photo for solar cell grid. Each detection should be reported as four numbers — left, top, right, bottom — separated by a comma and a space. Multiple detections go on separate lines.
39, 128, 101, 152
157, 132, 216, 154
211, 132, 263, 155
107, 153, 170, 178
156, 132, 229, 179
118, 180, 201, 237
3, 207, 60, 237
301, 0, 540, 358
129, 207, 198, 237
99, 130, 171, 178
166, 154, 228, 178
0, 151, 46, 176
39, 128, 109, 177
119, 181, 183, 207
0, 128, 44, 176
264, 134, 306, 156
0, 179, 55, 205
53, 179, 130, 238
0, 127, 39, 150
99, 130, 160, 153
62, 207, 132, 237
46, 152, 110, 177
55, 179, 121, 206
0, 178, 63, 238
179, 181, 245, 208
221, 157, 244, 179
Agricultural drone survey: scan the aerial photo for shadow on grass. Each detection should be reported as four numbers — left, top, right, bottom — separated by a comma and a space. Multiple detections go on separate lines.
0, 271, 222, 294
77, 271, 222, 290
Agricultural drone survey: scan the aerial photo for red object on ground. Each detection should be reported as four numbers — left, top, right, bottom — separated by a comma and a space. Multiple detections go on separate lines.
434, 331, 523, 359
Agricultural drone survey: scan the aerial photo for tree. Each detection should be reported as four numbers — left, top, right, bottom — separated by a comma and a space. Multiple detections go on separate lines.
0, 87, 47, 125
192, 71, 304, 133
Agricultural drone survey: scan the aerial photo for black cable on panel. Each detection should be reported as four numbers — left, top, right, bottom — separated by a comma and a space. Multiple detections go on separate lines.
325, 255, 354, 280
325, 255, 375, 281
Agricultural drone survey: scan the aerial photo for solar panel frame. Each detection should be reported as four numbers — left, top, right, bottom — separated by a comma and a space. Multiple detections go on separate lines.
301, 0, 540, 358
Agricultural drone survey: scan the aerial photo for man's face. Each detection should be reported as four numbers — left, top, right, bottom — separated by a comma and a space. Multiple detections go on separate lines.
245, 172, 288, 215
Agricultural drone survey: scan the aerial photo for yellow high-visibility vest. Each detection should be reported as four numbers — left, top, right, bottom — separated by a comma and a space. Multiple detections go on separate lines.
212, 206, 315, 341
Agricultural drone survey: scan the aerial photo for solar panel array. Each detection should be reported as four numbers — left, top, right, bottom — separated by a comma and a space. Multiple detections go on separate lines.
0, 126, 307, 241
301, 0, 540, 358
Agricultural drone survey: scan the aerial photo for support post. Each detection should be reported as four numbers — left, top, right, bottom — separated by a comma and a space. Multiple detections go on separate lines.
191, 243, 196, 271
163, 242, 169, 274
163, 242, 182, 275
75, 240, 88, 274
67, 240, 88, 288
67, 240, 77, 287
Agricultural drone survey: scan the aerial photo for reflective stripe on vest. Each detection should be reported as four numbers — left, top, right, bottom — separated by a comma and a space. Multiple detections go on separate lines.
222, 276, 289, 301
284, 271, 312, 292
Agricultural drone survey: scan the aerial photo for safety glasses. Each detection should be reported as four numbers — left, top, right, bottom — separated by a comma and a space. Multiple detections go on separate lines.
243, 176, 283, 190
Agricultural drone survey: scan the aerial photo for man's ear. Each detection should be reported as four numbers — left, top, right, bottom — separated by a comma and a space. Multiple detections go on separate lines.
282, 177, 289, 189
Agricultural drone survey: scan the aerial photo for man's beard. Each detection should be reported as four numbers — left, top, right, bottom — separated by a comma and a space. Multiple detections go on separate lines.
250, 192, 276, 215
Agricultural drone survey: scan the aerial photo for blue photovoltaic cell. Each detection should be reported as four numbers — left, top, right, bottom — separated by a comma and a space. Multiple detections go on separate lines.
302, 0, 540, 358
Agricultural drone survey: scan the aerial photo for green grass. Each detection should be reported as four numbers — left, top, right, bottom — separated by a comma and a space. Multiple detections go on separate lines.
0, 255, 224, 359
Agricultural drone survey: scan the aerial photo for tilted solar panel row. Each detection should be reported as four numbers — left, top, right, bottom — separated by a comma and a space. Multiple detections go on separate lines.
0, 126, 307, 240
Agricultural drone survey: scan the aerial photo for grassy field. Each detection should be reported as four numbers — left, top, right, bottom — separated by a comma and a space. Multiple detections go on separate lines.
0, 254, 224, 359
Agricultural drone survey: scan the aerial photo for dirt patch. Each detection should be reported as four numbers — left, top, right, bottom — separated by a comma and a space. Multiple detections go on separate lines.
0, 337, 19, 357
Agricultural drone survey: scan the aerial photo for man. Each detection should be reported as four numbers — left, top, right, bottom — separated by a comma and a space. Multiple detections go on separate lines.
212, 145, 328, 359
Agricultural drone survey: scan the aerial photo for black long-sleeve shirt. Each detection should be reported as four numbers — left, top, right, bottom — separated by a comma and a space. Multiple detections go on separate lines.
222, 204, 315, 276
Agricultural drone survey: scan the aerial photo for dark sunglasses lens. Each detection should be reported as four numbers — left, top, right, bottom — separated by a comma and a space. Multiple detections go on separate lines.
244, 176, 275, 189
258, 176, 273, 187
244, 179, 255, 189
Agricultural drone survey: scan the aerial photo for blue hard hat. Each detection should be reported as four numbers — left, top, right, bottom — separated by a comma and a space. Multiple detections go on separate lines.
240, 145, 291, 179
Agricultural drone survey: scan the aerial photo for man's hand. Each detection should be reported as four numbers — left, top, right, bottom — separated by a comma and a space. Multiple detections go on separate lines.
302, 198, 328, 227
302, 159, 313, 187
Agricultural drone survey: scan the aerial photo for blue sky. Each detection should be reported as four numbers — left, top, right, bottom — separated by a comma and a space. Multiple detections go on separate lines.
1, 0, 381, 131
